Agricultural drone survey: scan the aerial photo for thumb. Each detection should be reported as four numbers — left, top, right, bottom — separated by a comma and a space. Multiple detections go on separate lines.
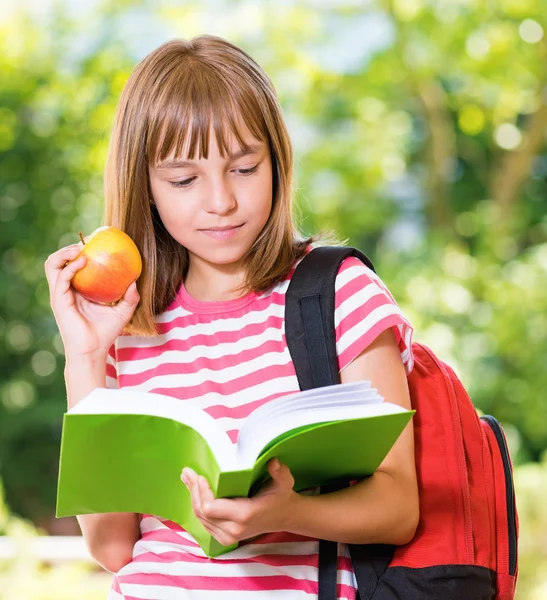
267, 459, 294, 489
117, 281, 140, 311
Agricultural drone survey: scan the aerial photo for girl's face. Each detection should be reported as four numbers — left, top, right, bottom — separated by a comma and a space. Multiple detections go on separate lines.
148, 126, 273, 276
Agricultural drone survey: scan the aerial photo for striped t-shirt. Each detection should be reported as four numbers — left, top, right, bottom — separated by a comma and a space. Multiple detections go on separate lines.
106, 253, 414, 600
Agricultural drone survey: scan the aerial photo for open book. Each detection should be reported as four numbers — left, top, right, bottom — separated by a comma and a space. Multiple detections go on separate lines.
56, 381, 414, 557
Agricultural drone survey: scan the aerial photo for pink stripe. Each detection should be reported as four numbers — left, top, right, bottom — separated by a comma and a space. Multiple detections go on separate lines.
245, 531, 316, 545
338, 255, 394, 299
337, 315, 407, 371
118, 316, 285, 362
335, 279, 384, 314
205, 391, 290, 419
157, 291, 288, 333
111, 575, 122, 593
117, 338, 290, 388
335, 269, 376, 306
338, 582, 358, 599
132, 550, 319, 568
338, 299, 408, 351
152, 517, 188, 533
147, 361, 297, 402
106, 363, 117, 379
336, 289, 399, 342
139, 524, 316, 548
140, 528, 199, 547
336, 295, 392, 343
338, 555, 354, 571
117, 572, 317, 592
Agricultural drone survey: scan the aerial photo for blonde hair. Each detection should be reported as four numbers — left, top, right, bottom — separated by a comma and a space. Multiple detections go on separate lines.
104, 35, 311, 336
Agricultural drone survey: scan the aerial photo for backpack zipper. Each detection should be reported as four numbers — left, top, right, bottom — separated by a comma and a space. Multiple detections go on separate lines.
481, 415, 518, 576
420, 345, 474, 563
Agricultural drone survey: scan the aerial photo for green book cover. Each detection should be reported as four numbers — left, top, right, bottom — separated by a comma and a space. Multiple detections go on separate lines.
56, 381, 414, 557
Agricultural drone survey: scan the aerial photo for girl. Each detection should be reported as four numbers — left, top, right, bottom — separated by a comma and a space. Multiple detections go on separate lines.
45, 35, 419, 600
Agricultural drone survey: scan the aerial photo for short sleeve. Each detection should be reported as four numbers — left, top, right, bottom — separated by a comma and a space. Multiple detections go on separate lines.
334, 256, 414, 375
106, 343, 119, 389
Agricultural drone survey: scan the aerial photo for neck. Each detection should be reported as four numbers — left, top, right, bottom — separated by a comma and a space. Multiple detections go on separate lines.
184, 257, 247, 302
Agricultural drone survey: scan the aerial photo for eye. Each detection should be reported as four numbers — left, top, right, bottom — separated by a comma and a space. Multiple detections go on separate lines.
169, 177, 195, 188
236, 164, 259, 175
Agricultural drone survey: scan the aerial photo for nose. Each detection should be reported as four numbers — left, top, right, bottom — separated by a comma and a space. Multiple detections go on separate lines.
202, 178, 237, 215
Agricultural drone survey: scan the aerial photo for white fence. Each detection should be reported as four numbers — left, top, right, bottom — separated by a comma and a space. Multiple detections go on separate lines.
0, 536, 92, 563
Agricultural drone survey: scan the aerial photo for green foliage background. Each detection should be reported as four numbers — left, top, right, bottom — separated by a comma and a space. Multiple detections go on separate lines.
1, 0, 546, 597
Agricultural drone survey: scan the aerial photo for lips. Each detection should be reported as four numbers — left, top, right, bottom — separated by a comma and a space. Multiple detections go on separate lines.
198, 224, 244, 240
199, 225, 243, 232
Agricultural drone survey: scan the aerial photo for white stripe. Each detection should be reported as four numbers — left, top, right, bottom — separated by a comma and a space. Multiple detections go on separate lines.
334, 279, 387, 329
155, 304, 193, 323
132, 374, 298, 414
153, 292, 285, 328
335, 259, 399, 303
117, 324, 286, 375
120, 585, 313, 600
334, 261, 375, 290
336, 258, 390, 292
337, 304, 404, 355
118, 559, 318, 579
120, 353, 295, 396
133, 540, 205, 558
106, 586, 125, 600
117, 302, 285, 353
140, 516, 196, 537
133, 538, 319, 559
154, 280, 291, 326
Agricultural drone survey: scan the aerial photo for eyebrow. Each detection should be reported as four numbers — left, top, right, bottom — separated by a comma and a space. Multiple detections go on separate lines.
155, 144, 265, 170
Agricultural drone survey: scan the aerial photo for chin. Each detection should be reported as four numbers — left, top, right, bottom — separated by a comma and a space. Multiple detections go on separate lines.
197, 245, 250, 267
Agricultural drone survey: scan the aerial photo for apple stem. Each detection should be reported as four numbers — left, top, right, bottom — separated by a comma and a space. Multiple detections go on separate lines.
78, 232, 85, 246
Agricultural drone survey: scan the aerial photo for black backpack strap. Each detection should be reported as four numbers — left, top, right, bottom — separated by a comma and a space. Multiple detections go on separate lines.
285, 245, 376, 600
285, 246, 374, 391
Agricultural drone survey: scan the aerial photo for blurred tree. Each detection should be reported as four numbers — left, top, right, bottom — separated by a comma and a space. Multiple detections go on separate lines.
0, 0, 546, 542
0, 8, 135, 532
182, 0, 547, 461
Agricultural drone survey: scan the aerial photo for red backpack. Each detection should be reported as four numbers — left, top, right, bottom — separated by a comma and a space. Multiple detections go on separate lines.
285, 245, 519, 600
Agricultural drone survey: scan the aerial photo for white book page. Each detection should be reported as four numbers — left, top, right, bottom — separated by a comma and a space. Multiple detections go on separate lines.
241, 381, 376, 427
68, 388, 237, 471
237, 381, 386, 467
262, 388, 382, 420
237, 401, 407, 468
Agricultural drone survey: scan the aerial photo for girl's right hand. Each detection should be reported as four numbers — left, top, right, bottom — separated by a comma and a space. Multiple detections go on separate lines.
45, 242, 141, 359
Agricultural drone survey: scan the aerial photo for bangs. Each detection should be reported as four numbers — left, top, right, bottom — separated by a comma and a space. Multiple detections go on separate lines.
147, 67, 268, 166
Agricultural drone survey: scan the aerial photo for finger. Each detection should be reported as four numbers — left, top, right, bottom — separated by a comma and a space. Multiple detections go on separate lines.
197, 476, 216, 510
116, 280, 140, 311
198, 497, 244, 522
181, 470, 240, 538
54, 255, 87, 300
44, 244, 83, 290
266, 459, 294, 490
196, 475, 222, 522
181, 467, 197, 487
182, 470, 212, 524
199, 520, 236, 547
188, 476, 203, 519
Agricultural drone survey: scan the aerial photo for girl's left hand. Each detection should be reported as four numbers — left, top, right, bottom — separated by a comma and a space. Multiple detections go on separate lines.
181, 458, 297, 547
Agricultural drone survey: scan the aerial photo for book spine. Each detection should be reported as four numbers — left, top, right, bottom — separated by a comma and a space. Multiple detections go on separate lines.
215, 469, 254, 498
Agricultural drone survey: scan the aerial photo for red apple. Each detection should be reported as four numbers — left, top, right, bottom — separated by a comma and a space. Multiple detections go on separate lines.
70, 226, 142, 304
